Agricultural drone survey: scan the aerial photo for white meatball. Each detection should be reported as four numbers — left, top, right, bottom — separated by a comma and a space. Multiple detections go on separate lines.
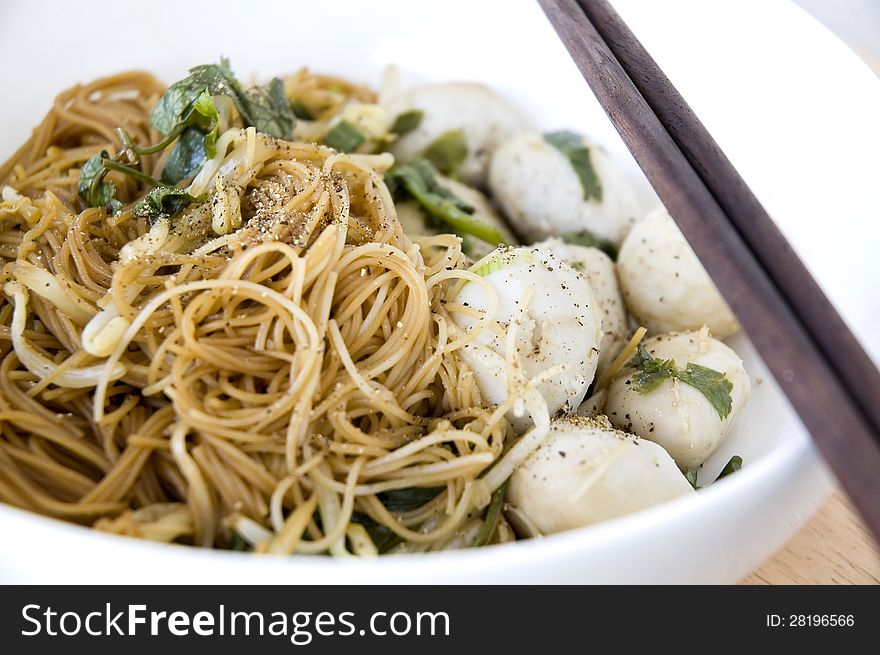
453, 247, 602, 432
391, 83, 525, 187
536, 237, 627, 377
605, 328, 751, 470
507, 416, 693, 534
617, 207, 738, 337
488, 132, 640, 245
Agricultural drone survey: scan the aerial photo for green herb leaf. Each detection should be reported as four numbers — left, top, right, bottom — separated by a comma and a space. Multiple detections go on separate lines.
626, 344, 734, 419
101, 160, 163, 188
149, 66, 229, 184
233, 76, 297, 140
386, 160, 472, 213
544, 130, 603, 202
289, 98, 315, 121
323, 120, 366, 152
386, 160, 504, 246
423, 129, 468, 176
627, 343, 678, 393
133, 186, 207, 223
475, 481, 507, 547
79, 61, 239, 213
108, 59, 297, 198
627, 342, 653, 369
192, 89, 220, 158
77, 151, 122, 214
390, 109, 423, 136
560, 229, 618, 260
154, 92, 218, 183
150, 60, 235, 136
348, 487, 443, 554
349, 513, 403, 554
678, 363, 734, 420
152, 59, 295, 146
117, 91, 218, 169
370, 137, 393, 154
715, 455, 743, 481
226, 532, 250, 552
686, 469, 700, 490
161, 127, 208, 185
377, 486, 443, 513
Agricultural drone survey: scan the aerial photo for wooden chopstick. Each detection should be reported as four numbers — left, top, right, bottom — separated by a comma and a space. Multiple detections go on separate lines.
539, 0, 880, 539
576, 0, 880, 450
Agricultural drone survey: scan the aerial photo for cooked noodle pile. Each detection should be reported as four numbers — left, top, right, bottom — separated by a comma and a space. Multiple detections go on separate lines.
0, 71, 547, 554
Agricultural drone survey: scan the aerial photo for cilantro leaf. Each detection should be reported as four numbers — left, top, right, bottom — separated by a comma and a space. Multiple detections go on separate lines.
632, 358, 678, 394
687, 455, 742, 491
626, 342, 653, 369
678, 363, 734, 420
386, 160, 504, 246
716, 455, 743, 481
544, 130, 603, 202
133, 186, 207, 223
627, 344, 678, 393
423, 129, 467, 176
626, 343, 734, 419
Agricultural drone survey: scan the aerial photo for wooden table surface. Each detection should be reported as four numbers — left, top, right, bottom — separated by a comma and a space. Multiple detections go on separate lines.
742, 489, 880, 584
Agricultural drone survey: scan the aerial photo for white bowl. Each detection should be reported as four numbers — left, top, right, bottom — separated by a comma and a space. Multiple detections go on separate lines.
0, 0, 876, 583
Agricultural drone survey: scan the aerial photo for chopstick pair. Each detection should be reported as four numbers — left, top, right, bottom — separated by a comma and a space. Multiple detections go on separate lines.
539, 0, 880, 539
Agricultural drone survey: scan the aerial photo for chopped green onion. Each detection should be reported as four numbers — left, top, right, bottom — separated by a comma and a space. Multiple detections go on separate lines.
385, 160, 504, 246
391, 109, 423, 136
475, 481, 508, 547
423, 129, 467, 175
323, 120, 366, 152
560, 229, 618, 260
469, 246, 534, 277
289, 98, 315, 121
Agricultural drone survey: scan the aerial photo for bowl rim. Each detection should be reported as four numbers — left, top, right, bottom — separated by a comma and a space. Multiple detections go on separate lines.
0, 428, 822, 577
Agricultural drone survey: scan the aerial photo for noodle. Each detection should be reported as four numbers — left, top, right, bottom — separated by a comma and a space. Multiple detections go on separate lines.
0, 69, 542, 554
